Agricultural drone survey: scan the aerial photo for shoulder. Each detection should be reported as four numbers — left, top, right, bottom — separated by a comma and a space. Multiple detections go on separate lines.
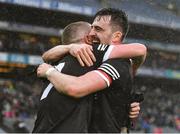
93, 44, 110, 52
92, 44, 111, 66
97, 58, 131, 81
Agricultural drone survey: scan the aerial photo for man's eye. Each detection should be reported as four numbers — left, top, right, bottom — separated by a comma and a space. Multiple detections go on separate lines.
95, 27, 102, 32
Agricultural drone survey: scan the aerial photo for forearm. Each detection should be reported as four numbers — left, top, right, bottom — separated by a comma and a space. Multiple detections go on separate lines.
46, 69, 107, 98
42, 45, 71, 62
109, 43, 147, 74
109, 43, 147, 59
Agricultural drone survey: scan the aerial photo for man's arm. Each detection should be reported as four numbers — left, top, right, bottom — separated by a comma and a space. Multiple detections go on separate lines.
37, 63, 109, 98
108, 43, 146, 61
37, 58, 130, 98
68, 43, 147, 73
42, 44, 96, 66
42, 43, 147, 69
108, 44, 147, 75
42, 45, 71, 62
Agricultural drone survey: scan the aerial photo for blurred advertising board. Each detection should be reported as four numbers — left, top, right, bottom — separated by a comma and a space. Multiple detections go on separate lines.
0, 52, 43, 65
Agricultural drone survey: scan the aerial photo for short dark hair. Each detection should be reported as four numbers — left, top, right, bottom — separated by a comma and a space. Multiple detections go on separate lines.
93, 8, 129, 41
62, 21, 91, 45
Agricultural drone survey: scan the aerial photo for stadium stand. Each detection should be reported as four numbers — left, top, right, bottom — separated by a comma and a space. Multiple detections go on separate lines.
133, 82, 180, 133
0, 0, 180, 132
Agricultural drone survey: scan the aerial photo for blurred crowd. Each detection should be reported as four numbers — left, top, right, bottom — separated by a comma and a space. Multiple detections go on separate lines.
133, 85, 180, 133
0, 31, 60, 55
0, 80, 41, 132
144, 49, 180, 70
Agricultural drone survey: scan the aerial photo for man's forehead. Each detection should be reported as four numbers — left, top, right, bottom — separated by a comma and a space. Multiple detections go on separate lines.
94, 15, 111, 23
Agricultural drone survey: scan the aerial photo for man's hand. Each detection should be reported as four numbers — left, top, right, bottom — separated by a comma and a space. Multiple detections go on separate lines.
37, 63, 53, 78
129, 102, 140, 118
69, 43, 96, 67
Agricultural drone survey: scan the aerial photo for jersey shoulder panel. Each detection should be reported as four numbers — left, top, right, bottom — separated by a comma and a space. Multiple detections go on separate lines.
92, 44, 110, 66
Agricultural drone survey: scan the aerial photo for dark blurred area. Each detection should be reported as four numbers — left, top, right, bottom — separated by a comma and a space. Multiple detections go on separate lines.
0, 0, 180, 133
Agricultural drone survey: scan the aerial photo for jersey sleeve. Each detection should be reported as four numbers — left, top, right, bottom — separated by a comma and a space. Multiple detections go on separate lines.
94, 58, 131, 88
92, 44, 114, 67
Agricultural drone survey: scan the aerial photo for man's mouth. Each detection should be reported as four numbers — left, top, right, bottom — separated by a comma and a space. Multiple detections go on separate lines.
92, 36, 100, 44
86, 35, 100, 45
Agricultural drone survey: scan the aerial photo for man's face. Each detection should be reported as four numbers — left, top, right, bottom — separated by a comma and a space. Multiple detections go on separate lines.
89, 15, 113, 44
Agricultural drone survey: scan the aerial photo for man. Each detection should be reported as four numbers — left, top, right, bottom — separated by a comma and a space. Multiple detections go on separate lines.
33, 21, 102, 132
37, 8, 146, 132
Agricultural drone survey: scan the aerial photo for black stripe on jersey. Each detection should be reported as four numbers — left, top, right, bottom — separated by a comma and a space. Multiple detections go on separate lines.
98, 63, 120, 80
97, 44, 108, 51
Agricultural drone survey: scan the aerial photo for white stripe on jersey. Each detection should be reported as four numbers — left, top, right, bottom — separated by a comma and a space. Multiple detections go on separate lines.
40, 83, 53, 100
94, 70, 110, 87
40, 62, 65, 100
103, 45, 114, 62
105, 63, 120, 77
101, 44, 108, 51
55, 62, 65, 71
97, 44, 108, 51
97, 44, 101, 50
98, 66, 116, 80
98, 63, 120, 80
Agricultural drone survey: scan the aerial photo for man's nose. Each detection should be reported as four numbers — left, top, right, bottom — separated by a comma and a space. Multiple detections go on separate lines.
89, 29, 96, 36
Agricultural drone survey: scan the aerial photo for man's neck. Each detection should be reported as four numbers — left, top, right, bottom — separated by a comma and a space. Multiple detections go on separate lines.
111, 41, 122, 45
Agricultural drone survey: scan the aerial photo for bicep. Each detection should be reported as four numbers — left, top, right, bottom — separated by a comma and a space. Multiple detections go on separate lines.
71, 59, 130, 97
76, 70, 111, 96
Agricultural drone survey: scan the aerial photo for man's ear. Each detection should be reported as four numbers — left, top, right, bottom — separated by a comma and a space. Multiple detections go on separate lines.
112, 31, 122, 43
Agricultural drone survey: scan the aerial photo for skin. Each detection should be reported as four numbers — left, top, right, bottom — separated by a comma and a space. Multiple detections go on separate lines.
90, 16, 113, 44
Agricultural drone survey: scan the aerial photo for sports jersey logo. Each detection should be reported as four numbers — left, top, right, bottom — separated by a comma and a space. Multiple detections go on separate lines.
97, 44, 108, 51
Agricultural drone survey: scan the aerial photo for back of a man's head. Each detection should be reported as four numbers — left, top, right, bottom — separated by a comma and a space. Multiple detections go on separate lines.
94, 8, 129, 41
62, 21, 91, 45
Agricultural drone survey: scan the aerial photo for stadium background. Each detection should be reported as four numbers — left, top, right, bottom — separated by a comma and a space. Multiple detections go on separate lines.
0, 0, 180, 133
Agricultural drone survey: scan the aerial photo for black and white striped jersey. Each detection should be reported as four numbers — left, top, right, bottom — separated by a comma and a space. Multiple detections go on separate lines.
89, 58, 133, 133
32, 44, 113, 133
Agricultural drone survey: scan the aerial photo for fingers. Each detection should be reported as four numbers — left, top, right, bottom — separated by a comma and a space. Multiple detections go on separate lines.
81, 48, 94, 66
129, 111, 139, 118
129, 115, 138, 118
70, 44, 96, 67
131, 105, 140, 112
130, 102, 140, 108
76, 46, 96, 67
129, 102, 140, 119
86, 47, 96, 62
76, 54, 85, 67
